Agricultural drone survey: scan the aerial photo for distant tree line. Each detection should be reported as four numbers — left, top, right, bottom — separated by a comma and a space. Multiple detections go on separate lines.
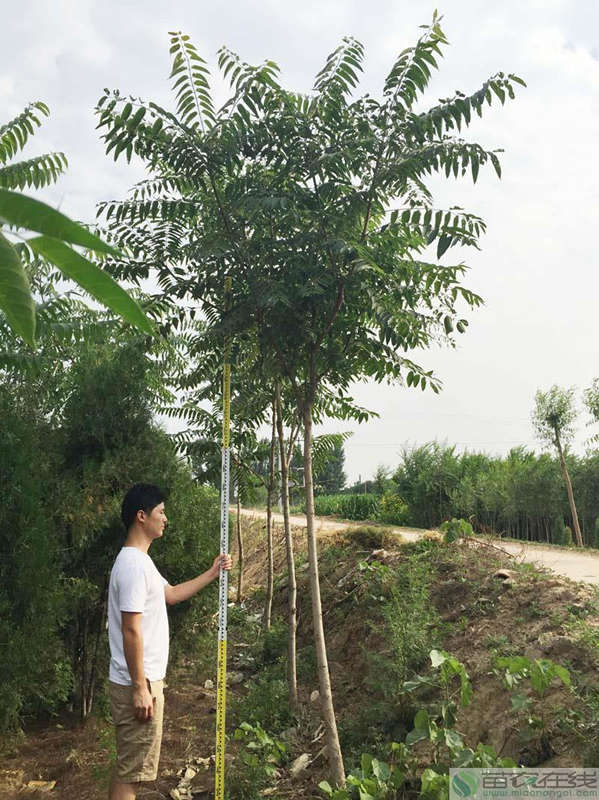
389, 442, 599, 543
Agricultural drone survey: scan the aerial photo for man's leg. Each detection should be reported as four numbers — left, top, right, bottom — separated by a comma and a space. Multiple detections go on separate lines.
108, 775, 137, 799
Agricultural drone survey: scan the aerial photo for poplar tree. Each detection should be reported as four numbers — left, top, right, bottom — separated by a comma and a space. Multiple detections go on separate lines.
532, 385, 583, 546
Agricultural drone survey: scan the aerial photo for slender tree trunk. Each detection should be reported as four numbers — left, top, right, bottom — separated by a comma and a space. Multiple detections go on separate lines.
275, 383, 298, 711
263, 400, 276, 631
236, 493, 244, 603
80, 612, 88, 721
554, 430, 583, 547
303, 399, 345, 786
86, 579, 108, 717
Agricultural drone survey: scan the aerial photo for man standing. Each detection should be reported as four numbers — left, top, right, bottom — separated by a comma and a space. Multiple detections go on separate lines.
108, 483, 232, 800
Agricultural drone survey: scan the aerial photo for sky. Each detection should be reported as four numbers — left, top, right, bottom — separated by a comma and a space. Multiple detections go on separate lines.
3, 0, 598, 483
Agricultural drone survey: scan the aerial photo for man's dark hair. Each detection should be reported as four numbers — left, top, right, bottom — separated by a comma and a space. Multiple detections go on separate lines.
121, 483, 165, 531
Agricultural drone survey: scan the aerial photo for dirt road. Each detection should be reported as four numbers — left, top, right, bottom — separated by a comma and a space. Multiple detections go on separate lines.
237, 508, 599, 587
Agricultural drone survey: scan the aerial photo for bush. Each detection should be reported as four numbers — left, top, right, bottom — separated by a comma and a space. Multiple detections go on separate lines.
375, 554, 440, 691
440, 518, 473, 543
564, 525, 573, 547
234, 664, 292, 733
377, 493, 409, 525
229, 721, 288, 800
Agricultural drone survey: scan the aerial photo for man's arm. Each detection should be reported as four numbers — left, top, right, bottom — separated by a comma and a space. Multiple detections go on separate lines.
121, 611, 153, 721
164, 554, 232, 606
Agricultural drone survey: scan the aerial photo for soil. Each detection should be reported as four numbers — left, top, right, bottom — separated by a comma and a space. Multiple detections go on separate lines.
3, 512, 599, 798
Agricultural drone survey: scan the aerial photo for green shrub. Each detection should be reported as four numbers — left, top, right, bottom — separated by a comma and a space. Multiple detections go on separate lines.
377, 493, 409, 525
235, 664, 292, 733
440, 518, 473, 543
262, 620, 288, 666
594, 516, 599, 549
564, 525, 573, 547
229, 721, 288, 800
376, 557, 440, 691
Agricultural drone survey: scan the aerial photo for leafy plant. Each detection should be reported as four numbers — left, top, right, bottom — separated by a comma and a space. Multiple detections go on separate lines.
402, 650, 472, 761
0, 103, 153, 344
494, 655, 571, 761
440, 518, 473, 543
229, 721, 288, 799
366, 554, 440, 699
378, 493, 410, 525
495, 656, 571, 698
234, 664, 292, 733
320, 749, 408, 800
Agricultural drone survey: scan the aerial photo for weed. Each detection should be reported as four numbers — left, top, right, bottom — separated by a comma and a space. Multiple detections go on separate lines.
227, 721, 288, 800
91, 720, 116, 789
343, 525, 391, 550
485, 634, 518, 658
522, 600, 544, 621
261, 619, 288, 666
233, 663, 292, 733
494, 655, 572, 764
366, 550, 441, 701
296, 643, 317, 683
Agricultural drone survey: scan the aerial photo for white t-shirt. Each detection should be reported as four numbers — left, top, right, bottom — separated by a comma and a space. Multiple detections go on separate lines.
108, 546, 170, 685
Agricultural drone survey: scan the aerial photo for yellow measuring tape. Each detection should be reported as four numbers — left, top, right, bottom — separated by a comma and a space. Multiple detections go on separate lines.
215, 277, 232, 800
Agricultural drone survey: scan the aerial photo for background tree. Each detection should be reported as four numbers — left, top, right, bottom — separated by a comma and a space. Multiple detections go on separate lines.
314, 440, 347, 495
532, 385, 583, 546
584, 378, 599, 444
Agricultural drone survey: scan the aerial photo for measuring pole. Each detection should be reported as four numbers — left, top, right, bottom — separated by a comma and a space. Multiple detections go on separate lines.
215, 276, 232, 800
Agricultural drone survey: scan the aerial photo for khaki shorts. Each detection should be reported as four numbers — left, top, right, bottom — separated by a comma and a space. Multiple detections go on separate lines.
109, 679, 165, 783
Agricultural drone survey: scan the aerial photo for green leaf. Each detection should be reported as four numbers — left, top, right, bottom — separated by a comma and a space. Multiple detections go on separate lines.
27, 237, 154, 335
405, 727, 428, 746
0, 231, 35, 345
371, 759, 390, 781
436, 234, 452, 258
0, 190, 118, 255
444, 728, 465, 752
554, 664, 571, 686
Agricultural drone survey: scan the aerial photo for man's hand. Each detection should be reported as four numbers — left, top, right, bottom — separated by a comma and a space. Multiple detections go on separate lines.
132, 682, 154, 722
165, 556, 234, 604
210, 553, 232, 579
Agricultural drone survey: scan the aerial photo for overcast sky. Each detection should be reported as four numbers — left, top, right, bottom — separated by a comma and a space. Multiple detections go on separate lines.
3, 0, 598, 483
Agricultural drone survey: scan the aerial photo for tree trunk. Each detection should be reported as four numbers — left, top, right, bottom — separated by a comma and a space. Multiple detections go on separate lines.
236, 493, 244, 604
80, 612, 88, 721
303, 400, 345, 786
275, 383, 298, 711
263, 401, 276, 631
86, 578, 108, 717
554, 430, 583, 547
